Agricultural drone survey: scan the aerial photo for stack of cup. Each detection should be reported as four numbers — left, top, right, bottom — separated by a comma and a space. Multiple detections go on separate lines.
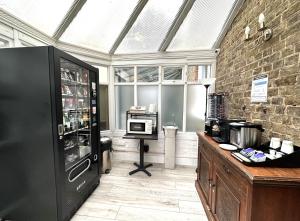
281, 140, 294, 154
269, 138, 294, 158
269, 138, 282, 158
270, 137, 281, 149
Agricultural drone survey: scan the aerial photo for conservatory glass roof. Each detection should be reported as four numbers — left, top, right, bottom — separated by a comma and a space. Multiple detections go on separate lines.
116, 0, 184, 54
61, 0, 139, 53
0, 0, 237, 54
0, 0, 74, 36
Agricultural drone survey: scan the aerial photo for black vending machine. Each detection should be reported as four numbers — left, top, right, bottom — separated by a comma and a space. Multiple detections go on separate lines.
0, 46, 100, 221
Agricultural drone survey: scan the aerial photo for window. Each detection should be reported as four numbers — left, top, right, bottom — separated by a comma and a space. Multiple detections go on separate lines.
167, 0, 236, 51
137, 66, 159, 82
187, 65, 212, 82
114, 67, 134, 83
115, 86, 134, 129
116, 0, 184, 54
113, 64, 214, 132
163, 66, 183, 81
186, 85, 206, 132
137, 85, 158, 107
95, 66, 109, 131
161, 85, 184, 130
0, 0, 74, 36
60, 0, 139, 52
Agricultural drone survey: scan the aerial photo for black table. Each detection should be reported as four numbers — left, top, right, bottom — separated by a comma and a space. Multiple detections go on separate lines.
123, 133, 158, 176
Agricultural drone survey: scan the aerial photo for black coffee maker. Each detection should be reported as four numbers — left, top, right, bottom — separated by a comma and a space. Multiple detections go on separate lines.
204, 93, 244, 143
205, 119, 245, 143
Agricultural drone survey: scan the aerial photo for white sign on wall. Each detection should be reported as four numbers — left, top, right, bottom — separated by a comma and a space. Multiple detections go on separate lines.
251, 74, 268, 103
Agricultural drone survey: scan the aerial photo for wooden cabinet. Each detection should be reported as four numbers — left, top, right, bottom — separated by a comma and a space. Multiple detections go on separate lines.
212, 169, 240, 221
196, 132, 300, 221
198, 143, 212, 205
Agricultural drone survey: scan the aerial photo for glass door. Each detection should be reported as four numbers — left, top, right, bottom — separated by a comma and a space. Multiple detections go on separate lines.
60, 58, 92, 171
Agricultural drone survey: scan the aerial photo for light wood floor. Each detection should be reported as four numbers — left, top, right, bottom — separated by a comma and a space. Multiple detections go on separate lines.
71, 161, 208, 221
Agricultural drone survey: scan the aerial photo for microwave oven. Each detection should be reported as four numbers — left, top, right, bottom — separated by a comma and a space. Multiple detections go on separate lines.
127, 119, 152, 135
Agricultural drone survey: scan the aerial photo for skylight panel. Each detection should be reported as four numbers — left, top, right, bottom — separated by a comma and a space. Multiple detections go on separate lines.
116, 0, 184, 54
60, 0, 139, 53
167, 0, 236, 51
0, 0, 74, 36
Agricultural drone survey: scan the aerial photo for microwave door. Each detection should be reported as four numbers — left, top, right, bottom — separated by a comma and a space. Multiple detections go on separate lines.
130, 122, 145, 133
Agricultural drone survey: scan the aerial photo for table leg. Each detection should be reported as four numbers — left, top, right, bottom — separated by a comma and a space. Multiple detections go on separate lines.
129, 138, 152, 176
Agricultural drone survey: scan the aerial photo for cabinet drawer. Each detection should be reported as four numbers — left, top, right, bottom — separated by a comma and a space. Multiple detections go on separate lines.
214, 156, 248, 196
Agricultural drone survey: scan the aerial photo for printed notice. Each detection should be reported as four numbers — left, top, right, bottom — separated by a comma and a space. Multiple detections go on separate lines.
251, 74, 268, 102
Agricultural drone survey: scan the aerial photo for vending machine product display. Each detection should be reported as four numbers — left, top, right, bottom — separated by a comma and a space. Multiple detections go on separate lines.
0, 46, 100, 221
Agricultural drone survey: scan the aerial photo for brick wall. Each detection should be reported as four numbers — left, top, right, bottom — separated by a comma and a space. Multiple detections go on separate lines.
216, 0, 300, 145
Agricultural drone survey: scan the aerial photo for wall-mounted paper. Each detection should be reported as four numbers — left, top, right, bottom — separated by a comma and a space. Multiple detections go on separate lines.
251, 74, 268, 102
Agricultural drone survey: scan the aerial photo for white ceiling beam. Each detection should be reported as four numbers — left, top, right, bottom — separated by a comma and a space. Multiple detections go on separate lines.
52, 0, 87, 41
56, 41, 111, 64
212, 0, 245, 49
108, 0, 148, 55
159, 0, 196, 52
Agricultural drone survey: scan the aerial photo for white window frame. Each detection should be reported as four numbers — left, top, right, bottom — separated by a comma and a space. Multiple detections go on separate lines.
112, 62, 215, 133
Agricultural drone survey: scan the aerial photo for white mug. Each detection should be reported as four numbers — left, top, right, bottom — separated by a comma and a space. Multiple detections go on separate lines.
269, 149, 276, 156
281, 140, 294, 154
270, 137, 281, 149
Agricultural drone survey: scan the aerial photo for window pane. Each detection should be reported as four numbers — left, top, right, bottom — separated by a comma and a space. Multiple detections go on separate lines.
163, 67, 183, 80
115, 86, 134, 129
60, 0, 139, 52
161, 85, 184, 130
137, 67, 159, 82
116, 0, 184, 54
100, 85, 109, 131
186, 85, 206, 132
0, 0, 74, 35
168, 0, 236, 51
114, 67, 134, 83
187, 65, 212, 82
137, 86, 158, 109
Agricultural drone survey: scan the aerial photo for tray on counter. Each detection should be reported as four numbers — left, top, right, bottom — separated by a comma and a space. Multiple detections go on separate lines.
231, 142, 300, 168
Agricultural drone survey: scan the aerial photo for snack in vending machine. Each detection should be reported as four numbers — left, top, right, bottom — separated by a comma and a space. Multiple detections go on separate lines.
83, 88, 88, 96
77, 72, 82, 83
62, 98, 65, 108
61, 86, 65, 95
65, 98, 74, 109
82, 70, 88, 83
77, 88, 83, 97
64, 85, 73, 95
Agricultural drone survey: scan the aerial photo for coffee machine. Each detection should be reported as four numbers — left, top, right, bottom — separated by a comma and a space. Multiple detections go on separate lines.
205, 119, 245, 143
204, 93, 244, 143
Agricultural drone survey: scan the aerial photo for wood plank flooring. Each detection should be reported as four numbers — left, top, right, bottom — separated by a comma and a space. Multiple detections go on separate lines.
71, 161, 208, 221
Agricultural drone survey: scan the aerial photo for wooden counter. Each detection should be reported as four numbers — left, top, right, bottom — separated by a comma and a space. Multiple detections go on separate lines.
196, 132, 300, 221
